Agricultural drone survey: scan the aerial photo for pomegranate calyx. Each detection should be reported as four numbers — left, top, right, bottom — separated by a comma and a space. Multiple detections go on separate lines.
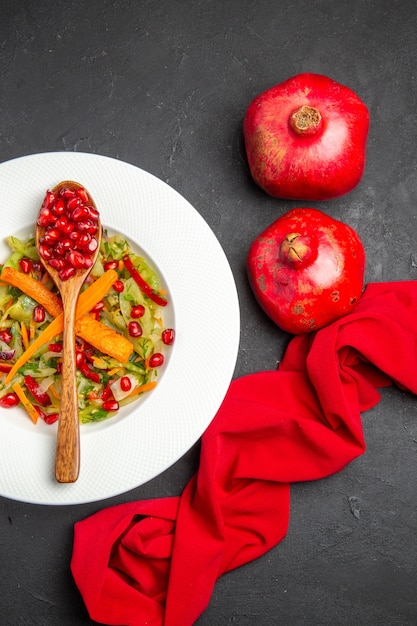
289, 105, 322, 136
280, 232, 318, 268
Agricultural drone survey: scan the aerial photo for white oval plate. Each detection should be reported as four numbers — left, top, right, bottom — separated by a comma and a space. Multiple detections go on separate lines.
0, 152, 240, 505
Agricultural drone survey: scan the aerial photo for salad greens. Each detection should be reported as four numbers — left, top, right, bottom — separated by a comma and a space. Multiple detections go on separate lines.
0, 231, 173, 424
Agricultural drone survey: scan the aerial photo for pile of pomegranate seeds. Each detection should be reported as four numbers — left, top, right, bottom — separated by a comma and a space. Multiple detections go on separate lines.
37, 185, 100, 281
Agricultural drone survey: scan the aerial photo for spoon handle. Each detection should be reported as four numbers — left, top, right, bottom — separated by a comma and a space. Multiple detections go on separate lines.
55, 285, 80, 483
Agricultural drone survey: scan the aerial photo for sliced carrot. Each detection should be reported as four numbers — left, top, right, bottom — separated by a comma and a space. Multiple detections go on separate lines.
1, 266, 63, 317
5, 269, 118, 384
128, 381, 157, 396
144, 354, 153, 370
49, 385, 61, 400
12, 382, 39, 424
20, 322, 29, 350
75, 316, 133, 364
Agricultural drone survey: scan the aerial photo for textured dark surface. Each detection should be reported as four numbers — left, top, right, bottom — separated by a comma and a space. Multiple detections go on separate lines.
1, 1, 417, 624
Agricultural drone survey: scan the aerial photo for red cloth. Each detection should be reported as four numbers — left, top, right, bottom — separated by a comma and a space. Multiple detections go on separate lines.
71, 281, 417, 626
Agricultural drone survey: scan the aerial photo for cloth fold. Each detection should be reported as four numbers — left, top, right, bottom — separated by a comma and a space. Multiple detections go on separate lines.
71, 281, 417, 626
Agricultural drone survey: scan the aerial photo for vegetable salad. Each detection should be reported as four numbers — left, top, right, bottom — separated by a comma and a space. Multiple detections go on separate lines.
0, 231, 174, 424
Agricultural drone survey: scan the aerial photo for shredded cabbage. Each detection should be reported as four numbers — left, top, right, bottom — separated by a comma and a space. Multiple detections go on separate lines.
0, 232, 173, 424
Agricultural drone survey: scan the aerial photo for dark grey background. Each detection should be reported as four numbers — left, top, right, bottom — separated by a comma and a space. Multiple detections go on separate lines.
1, 1, 417, 624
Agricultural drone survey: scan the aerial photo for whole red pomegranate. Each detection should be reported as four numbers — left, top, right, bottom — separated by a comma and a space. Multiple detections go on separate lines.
247, 208, 366, 334
243, 73, 370, 201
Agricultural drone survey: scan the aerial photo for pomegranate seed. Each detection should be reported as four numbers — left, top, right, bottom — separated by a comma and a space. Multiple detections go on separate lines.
19, 258, 32, 274
33, 305, 46, 323
101, 385, 113, 401
77, 232, 92, 248
37, 207, 54, 227
75, 351, 85, 367
131, 304, 145, 318
149, 353, 164, 368
59, 266, 76, 281
39, 244, 53, 260
128, 321, 142, 337
43, 191, 56, 209
103, 260, 118, 271
70, 205, 89, 221
69, 230, 80, 243
162, 328, 175, 345
0, 393, 19, 408
52, 197, 65, 216
120, 376, 132, 392
48, 258, 66, 270
0, 329, 12, 344
42, 228, 60, 245
76, 219, 90, 232
43, 412, 59, 425
91, 300, 104, 313
54, 242, 67, 257
60, 221, 75, 235
78, 219, 97, 235
67, 196, 82, 211
48, 342, 63, 352
59, 187, 76, 199
76, 187, 89, 203
63, 238, 73, 250
67, 250, 86, 269
102, 399, 119, 412
56, 362, 63, 374
83, 257, 93, 269
85, 237, 98, 254
113, 280, 124, 293
87, 206, 100, 221
55, 215, 69, 231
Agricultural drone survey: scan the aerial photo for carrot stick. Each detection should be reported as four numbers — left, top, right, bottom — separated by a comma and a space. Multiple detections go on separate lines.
12, 382, 39, 424
75, 316, 133, 364
128, 381, 158, 396
1, 267, 63, 317
49, 385, 61, 400
5, 270, 118, 384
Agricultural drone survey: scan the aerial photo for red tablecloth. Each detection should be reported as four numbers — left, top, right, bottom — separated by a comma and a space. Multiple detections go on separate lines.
71, 281, 417, 626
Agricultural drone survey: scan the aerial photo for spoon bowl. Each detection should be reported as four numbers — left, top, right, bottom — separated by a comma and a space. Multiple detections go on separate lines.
36, 180, 101, 483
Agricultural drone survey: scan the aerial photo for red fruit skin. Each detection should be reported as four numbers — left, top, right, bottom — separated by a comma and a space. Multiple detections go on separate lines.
243, 73, 370, 201
247, 208, 366, 334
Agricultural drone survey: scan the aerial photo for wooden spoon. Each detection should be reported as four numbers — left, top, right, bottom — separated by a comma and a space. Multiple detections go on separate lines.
36, 180, 101, 483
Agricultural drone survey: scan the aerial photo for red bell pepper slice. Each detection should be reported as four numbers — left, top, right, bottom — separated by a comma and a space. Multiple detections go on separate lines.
123, 255, 168, 307
34, 405, 59, 425
79, 363, 101, 384
24, 374, 52, 407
